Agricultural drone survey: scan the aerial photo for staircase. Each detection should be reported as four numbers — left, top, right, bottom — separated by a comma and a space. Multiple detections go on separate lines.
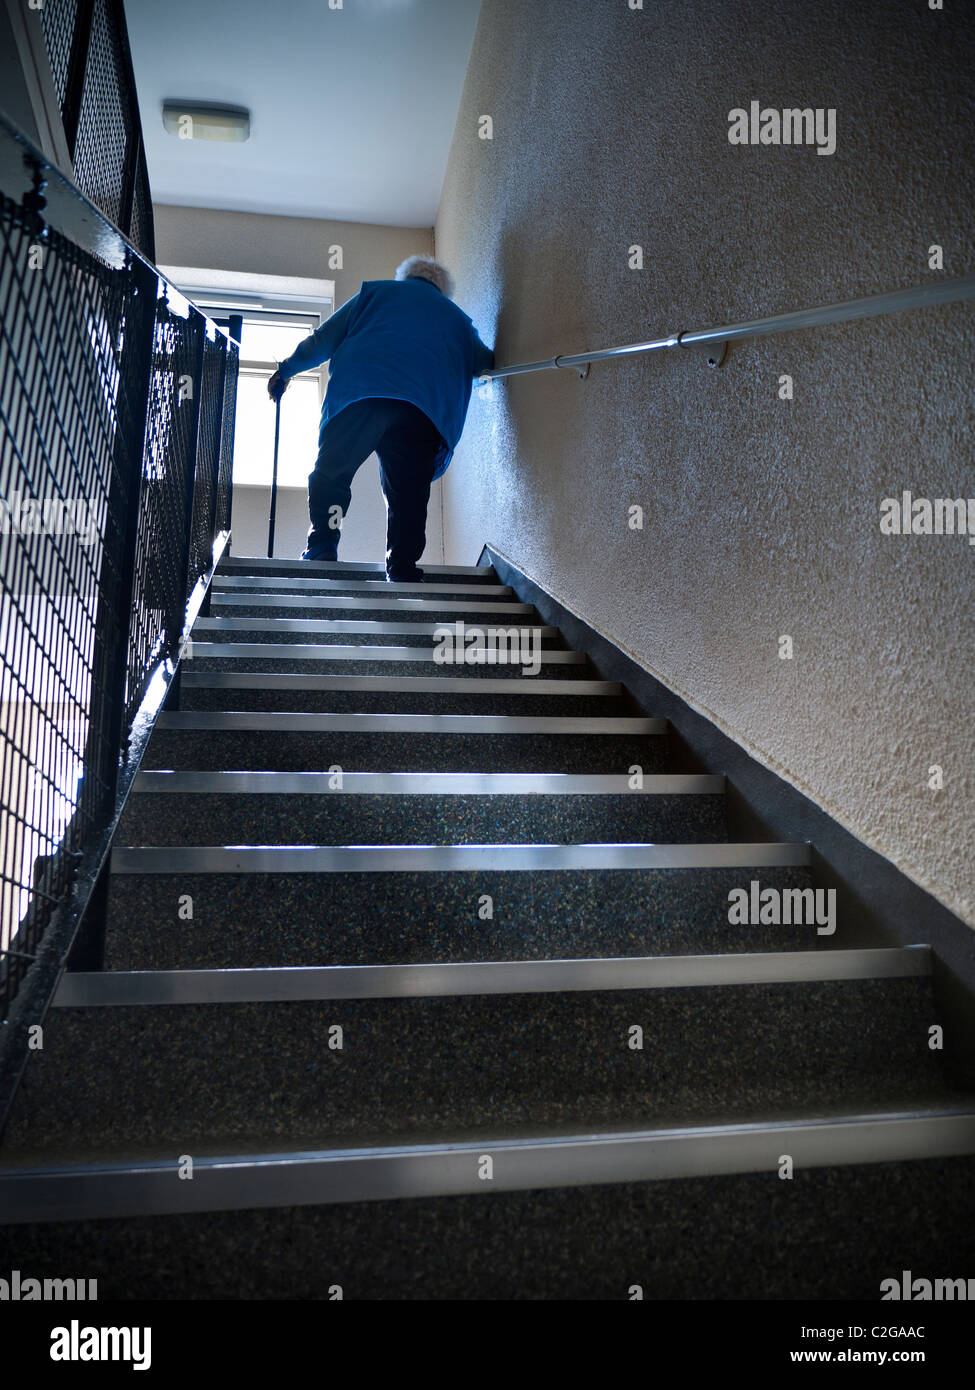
1, 553, 974, 1300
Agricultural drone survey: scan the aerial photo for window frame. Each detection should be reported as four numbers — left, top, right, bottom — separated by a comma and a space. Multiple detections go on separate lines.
194, 302, 329, 489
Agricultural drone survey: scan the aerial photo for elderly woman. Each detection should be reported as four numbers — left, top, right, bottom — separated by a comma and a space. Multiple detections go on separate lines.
268, 255, 494, 582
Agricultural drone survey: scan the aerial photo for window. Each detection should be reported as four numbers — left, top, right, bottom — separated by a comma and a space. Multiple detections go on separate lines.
165, 269, 334, 491
232, 313, 324, 488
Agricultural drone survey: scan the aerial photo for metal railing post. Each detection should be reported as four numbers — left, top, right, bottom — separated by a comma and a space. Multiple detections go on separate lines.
60, 0, 95, 162
163, 319, 207, 710
223, 316, 242, 554
101, 257, 159, 785
198, 337, 229, 618
117, 128, 139, 243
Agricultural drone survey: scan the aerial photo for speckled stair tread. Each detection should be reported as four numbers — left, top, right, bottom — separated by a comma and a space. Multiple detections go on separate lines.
117, 790, 729, 846
180, 684, 631, 716
0, 978, 947, 1155
104, 865, 819, 969
141, 729, 669, 774
3, 1156, 975, 1301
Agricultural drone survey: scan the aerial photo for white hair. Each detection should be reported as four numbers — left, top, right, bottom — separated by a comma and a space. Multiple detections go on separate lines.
394, 254, 454, 298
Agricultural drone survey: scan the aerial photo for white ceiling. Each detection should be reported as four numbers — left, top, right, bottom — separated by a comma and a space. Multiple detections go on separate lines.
123, 0, 481, 226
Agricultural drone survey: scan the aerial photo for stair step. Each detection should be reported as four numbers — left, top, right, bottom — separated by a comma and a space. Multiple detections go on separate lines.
179, 672, 628, 716
210, 594, 535, 619
191, 617, 564, 647
183, 642, 588, 675
4, 1109, 974, 1219
2, 1146, 973, 1298
120, 771, 728, 845
218, 557, 498, 584
103, 855, 819, 970
0, 977, 950, 1158
144, 712, 669, 773
9, 544, 963, 1300
213, 576, 515, 597
56, 946, 933, 1004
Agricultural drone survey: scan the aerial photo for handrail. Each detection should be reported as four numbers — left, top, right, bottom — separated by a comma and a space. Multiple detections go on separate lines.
486, 273, 975, 379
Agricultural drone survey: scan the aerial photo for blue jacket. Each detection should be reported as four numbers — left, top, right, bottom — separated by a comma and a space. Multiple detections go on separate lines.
277, 277, 495, 479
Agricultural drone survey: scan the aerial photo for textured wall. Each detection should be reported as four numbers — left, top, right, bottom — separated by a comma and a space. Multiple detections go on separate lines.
436, 0, 975, 926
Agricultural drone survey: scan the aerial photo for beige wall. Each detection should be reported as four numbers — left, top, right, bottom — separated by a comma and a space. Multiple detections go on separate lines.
153, 204, 433, 316
435, 0, 975, 927
153, 205, 442, 565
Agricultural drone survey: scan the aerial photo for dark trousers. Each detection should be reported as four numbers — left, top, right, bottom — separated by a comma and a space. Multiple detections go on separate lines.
306, 397, 447, 575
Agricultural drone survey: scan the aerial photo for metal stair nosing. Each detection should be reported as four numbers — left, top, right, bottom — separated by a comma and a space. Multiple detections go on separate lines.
53, 945, 932, 1005
211, 593, 535, 615
213, 576, 516, 596
218, 557, 498, 578
129, 770, 724, 795
4, 1106, 975, 1225
183, 642, 588, 665
178, 672, 620, 695
192, 618, 560, 639
109, 842, 811, 874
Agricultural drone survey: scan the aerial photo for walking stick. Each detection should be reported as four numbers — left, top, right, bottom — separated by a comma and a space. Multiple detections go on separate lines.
267, 393, 281, 558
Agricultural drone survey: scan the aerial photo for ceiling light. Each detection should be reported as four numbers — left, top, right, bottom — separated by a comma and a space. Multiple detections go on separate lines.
162, 102, 250, 143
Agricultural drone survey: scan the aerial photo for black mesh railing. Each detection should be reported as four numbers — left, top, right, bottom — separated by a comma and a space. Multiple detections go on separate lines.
0, 189, 126, 1021
126, 307, 195, 719
0, 118, 236, 1115
39, 0, 155, 261
71, 0, 130, 233
185, 328, 228, 598
37, 0, 78, 113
